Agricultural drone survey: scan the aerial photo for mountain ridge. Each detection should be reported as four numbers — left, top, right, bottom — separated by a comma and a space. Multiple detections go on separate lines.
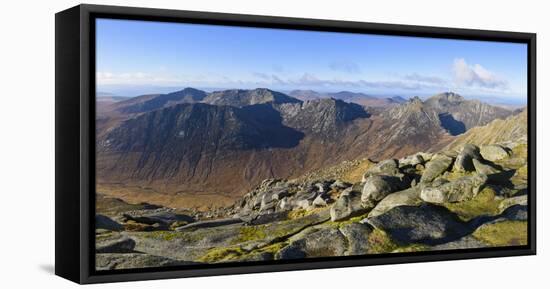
96, 88, 520, 208
203, 88, 301, 107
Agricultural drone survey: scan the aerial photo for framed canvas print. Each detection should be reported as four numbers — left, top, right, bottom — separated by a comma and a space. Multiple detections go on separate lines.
55, 4, 536, 284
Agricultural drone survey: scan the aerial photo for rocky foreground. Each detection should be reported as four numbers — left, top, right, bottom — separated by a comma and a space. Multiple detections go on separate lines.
96, 141, 528, 270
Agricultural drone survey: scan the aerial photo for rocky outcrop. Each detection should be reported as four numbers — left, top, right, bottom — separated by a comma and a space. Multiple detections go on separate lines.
362, 159, 400, 179
480, 144, 511, 161
365, 204, 472, 245
278, 225, 348, 259
361, 175, 406, 206
472, 158, 501, 175
453, 144, 481, 172
420, 174, 487, 203
421, 154, 454, 183
368, 187, 422, 217
330, 189, 368, 221
122, 209, 195, 229
96, 253, 197, 270
96, 214, 123, 231
498, 195, 528, 212
175, 218, 243, 231
96, 234, 136, 253
94, 139, 528, 270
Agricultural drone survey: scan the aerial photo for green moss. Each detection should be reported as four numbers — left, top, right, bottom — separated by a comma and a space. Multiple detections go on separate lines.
367, 229, 399, 254
472, 221, 527, 246
393, 244, 431, 253
264, 212, 329, 239
325, 212, 370, 228
443, 187, 502, 221
144, 231, 186, 241
512, 143, 528, 159
198, 246, 247, 263
123, 220, 153, 232
287, 208, 324, 220
232, 226, 268, 244
169, 221, 189, 230
257, 242, 287, 255
515, 165, 528, 179
496, 143, 527, 169
198, 242, 289, 263
287, 209, 309, 220
95, 232, 114, 241
268, 220, 310, 238
444, 170, 476, 181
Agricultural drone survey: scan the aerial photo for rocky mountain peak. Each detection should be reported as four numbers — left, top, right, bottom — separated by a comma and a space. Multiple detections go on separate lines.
410, 96, 422, 102
277, 98, 369, 135
203, 88, 302, 107
384, 92, 514, 136
426, 92, 465, 105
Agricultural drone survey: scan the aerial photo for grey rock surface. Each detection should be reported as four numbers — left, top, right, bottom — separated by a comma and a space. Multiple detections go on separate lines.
366, 204, 472, 245
421, 154, 454, 183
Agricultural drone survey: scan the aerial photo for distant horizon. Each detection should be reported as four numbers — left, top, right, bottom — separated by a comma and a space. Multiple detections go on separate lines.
96, 18, 528, 103
96, 86, 527, 106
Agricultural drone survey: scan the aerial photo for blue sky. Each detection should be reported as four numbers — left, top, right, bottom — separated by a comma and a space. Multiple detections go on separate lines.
96, 18, 527, 103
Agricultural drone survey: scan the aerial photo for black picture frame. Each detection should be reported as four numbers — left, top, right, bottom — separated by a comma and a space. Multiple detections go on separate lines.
55, 4, 537, 284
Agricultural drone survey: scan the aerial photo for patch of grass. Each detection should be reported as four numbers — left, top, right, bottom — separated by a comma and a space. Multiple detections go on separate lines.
232, 226, 267, 244
342, 159, 374, 183
472, 221, 527, 247
367, 229, 399, 254
443, 187, 502, 221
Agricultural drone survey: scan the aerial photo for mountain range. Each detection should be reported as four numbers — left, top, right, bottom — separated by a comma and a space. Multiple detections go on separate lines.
288, 89, 406, 107
96, 87, 520, 209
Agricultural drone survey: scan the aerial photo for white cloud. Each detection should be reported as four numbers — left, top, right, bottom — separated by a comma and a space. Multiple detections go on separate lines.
404, 73, 446, 85
452, 58, 507, 89
96, 71, 183, 85
248, 72, 446, 91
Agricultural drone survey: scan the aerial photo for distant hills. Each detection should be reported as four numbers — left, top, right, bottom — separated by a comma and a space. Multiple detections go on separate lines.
96, 87, 521, 208
288, 89, 406, 107
384, 92, 513, 136
112, 88, 207, 114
